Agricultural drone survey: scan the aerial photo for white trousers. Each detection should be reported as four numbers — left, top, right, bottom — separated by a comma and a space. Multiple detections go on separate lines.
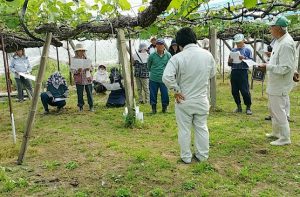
175, 102, 209, 163
268, 95, 291, 140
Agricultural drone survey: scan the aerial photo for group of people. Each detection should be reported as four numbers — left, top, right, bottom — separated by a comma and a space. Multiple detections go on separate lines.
9, 43, 126, 114
227, 16, 297, 147
8, 15, 297, 165
133, 37, 180, 113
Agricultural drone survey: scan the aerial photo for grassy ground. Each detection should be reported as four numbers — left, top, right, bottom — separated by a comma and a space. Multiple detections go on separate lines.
0, 74, 300, 196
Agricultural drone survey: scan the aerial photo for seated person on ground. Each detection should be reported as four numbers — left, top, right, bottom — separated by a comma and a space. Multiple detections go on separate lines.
106, 67, 126, 108
93, 64, 109, 93
40, 72, 69, 114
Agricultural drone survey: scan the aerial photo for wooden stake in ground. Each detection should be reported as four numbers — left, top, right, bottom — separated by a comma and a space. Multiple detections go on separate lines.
56, 46, 60, 71
17, 33, 53, 165
209, 28, 217, 110
67, 41, 73, 86
1, 35, 16, 144
117, 29, 134, 127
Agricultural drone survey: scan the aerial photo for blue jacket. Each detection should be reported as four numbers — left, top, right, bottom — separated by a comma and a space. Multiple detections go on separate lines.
231, 46, 252, 69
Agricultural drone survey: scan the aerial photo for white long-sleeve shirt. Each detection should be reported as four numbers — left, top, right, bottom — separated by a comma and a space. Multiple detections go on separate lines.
162, 44, 216, 112
266, 33, 296, 96
93, 70, 109, 83
10, 55, 32, 79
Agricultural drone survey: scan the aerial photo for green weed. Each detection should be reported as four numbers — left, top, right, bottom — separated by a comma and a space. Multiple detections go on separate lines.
65, 161, 79, 170
116, 187, 131, 197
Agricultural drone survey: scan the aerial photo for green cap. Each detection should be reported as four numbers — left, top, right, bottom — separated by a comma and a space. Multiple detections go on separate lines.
269, 16, 289, 27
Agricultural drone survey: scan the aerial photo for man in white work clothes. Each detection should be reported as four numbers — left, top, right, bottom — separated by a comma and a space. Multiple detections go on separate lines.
163, 27, 216, 163
258, 16, 297, 146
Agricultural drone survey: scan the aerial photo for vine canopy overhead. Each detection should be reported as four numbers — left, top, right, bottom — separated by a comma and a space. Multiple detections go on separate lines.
0, 0, 299, 52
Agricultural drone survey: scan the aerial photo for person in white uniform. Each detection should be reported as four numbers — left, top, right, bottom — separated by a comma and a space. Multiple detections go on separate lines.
258, 16, 297, 146
162, 27, 216, 163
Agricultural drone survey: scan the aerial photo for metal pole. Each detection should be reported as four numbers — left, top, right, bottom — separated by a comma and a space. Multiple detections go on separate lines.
1, 35, 16, 144
17, 33, 53, 165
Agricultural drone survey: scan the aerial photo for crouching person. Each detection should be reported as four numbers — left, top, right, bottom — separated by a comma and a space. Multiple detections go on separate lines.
93, 64, 109, 93
41, 72, 69, 114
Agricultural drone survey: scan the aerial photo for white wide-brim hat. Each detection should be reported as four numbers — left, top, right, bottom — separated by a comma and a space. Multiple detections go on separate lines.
233, 34, 245, 43
74, 43, 87, 51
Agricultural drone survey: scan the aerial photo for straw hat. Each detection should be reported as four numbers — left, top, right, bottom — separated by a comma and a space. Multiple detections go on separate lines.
74, 43, 87, 51
149, 36, 156, 42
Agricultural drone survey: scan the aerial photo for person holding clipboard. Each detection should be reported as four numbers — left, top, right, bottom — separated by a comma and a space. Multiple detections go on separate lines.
228, 34, 253, 115
71, 43, 94, 112
10, 48, 33, 102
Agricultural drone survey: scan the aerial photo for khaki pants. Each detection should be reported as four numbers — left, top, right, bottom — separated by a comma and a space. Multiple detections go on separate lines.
135, 77, 149, 103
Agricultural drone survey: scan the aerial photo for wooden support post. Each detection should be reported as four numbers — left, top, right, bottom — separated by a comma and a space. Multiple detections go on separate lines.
128, 33, 135, 97
94, 39, 97, 66
1, 35, 16, 144
17, 33, 52, 165
253, 36, 257, 62
56, 46, 60, 71
117, 29, 134, 127
209, 28, 217, 110
219, 39, 222, 74
246, 38, 266, 63
298, 45, 300, 72
222, 39, 225, 83
69, 40, 76, 50
223, 39, 232, 51
67, 41, 73, 85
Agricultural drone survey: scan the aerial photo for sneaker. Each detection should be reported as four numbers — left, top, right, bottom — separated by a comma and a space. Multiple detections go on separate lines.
180, 158, 191, 164
89, 107, 94, 112
78, 107, 83, 112
265, 116, 271, 121
270, 138, 291, 146
246, 109, 252, 115
193, 154, 208, 162
43, 110, 49, 115
265, 133, 280, 139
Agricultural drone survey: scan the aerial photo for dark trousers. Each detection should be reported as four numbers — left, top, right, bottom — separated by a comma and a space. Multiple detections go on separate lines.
15, 77, 33, 100
93, 81, 107, 93
230, 69, 252, 107
40, 92, 66, 111
76, 84, 93, 108
149, 80, 169, 107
